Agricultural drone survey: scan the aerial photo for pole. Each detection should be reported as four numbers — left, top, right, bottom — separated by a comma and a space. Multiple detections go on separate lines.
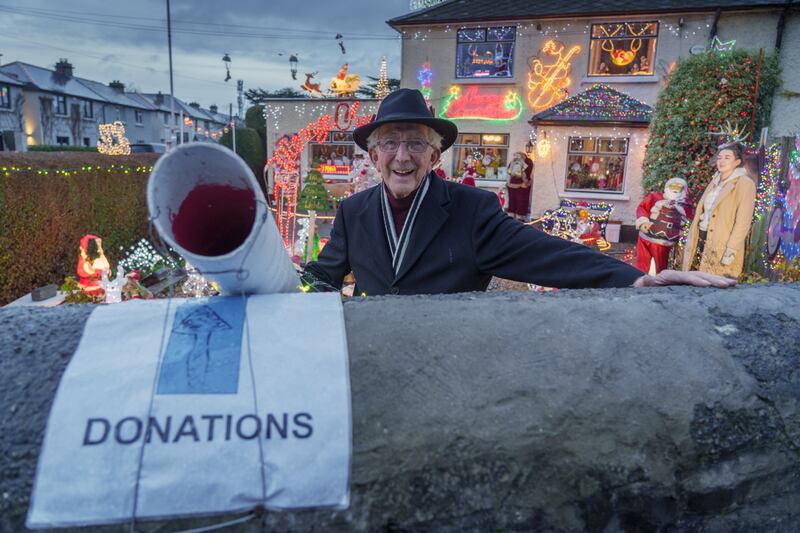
166, 0, 176, 147
230, 103, 236, 154
749, 48, 764, 143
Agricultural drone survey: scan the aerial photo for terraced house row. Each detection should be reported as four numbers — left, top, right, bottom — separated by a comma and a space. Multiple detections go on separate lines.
0, 58, 231, 151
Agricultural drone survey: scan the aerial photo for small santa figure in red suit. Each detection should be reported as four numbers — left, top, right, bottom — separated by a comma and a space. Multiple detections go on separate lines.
76, 234, 111, 295
635, 178, 694, 274
461, 154, 478, 187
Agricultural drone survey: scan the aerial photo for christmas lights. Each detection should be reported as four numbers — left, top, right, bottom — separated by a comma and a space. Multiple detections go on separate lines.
417, 61, 434, 103
273, 168, 300, 249
711, 36, 736, 53
97, 121, 131, 156
527, 40, 581, 110
438, 85, 523, 122
533, 84, 653, 123
0, 165, 152, 177
376, 56, 390, 99
266, 102, 373, 172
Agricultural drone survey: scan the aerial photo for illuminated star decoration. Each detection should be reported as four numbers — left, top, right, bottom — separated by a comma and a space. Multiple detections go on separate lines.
711, 36, 736, 54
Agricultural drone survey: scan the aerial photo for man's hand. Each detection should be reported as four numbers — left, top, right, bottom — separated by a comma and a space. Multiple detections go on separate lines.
632, 269, 736, 288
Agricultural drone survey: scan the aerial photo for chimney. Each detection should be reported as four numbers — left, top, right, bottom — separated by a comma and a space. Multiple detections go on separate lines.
109, 80, 125, 93
209, 104, 218, 114
189, 102, 200, 109
54, 58, 74, 78
154, 91, 164, 106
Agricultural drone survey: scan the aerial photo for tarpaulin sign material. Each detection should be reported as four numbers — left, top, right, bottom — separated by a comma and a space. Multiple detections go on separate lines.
27, 293, 350, 528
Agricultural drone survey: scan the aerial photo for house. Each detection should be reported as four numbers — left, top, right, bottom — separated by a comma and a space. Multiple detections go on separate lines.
0, 70, 25, 151
262, 97, 381, 192
388, 0, 800, 231
0, 58, 228, 150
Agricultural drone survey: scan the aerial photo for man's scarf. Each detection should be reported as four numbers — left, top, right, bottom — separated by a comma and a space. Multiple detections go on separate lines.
380, 175, 431, 275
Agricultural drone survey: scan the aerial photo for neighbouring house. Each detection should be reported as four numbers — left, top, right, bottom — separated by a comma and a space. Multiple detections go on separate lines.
388, 0, 800, 233
0, 58, 228, 150
0, 70, 25, 151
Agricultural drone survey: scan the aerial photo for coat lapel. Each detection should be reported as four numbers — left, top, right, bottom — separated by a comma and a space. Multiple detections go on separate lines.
393, 172, 451, 283
356, 187, 395, 283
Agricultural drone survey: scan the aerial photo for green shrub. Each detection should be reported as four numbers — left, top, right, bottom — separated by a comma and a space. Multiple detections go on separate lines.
219, 127, 265, 180
245, 105, 266, 147
642, 49, 781, 199
0, 152, 159, 304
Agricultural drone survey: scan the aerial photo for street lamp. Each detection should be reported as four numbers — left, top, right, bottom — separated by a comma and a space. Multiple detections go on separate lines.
222, 53, 232, 82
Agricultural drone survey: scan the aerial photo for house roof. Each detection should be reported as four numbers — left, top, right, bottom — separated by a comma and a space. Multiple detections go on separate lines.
389, 0, 795, 26
0, 70, 24, 86
0, 62, 103, 100
529, 84, 653, 126
76, 77, 153, 110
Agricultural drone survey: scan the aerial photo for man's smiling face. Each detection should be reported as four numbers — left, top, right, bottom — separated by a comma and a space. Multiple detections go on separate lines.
369, 123, 441, 199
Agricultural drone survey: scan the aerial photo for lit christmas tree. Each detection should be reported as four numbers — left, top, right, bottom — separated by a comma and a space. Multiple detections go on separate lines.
297, 170, 330, 212
349, 156, 380, 194
376, 56, 390, 99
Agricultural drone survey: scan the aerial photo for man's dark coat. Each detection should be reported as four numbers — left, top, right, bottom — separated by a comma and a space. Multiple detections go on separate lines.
304, 172, 642, 295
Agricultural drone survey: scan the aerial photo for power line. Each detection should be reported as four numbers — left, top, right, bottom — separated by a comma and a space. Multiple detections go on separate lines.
0, 5, 400, 41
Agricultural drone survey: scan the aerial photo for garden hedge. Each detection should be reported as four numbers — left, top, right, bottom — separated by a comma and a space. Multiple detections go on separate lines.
0, 152, 159, 305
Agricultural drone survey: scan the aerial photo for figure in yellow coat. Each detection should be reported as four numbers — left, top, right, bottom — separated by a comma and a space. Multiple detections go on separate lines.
682, 142, 756, 278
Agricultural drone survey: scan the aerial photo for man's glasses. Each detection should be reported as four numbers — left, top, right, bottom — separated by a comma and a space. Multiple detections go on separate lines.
375, 139, 432, 153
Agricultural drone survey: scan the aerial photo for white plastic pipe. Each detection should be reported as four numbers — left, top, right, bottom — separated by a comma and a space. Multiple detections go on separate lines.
147, 143, 298, 295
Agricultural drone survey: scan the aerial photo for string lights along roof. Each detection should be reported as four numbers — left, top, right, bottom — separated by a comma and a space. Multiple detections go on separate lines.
389, 0, 795, 26
530, 84, 653, 127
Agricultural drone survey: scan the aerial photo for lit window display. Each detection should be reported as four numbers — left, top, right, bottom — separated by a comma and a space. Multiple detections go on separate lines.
565, 137, 628, 193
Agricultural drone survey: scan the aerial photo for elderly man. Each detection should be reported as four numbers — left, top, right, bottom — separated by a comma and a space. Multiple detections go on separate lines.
302, 89, 733, 295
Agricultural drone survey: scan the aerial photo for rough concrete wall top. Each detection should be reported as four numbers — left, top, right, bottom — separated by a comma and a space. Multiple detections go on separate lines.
2, 284, 799, 532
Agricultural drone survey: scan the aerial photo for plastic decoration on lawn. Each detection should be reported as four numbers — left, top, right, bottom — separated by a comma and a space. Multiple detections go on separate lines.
540, 199, 614, 250
274, 168, 301, 250
765, 136, 800, 264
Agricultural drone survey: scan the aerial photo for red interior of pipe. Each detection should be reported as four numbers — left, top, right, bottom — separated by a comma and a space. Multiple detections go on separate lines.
172, 184, 256, 256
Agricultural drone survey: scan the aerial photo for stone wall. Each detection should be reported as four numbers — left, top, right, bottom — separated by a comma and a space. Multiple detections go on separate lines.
2, 284, 799, 531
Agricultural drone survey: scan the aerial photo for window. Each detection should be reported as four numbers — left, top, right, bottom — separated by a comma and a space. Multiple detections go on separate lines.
589, 22, 657, 76
115, 107, 123, 121
452, 133, 509, 179
56, 136, 70, 146
163, 111, 170, 124
0, 85, 10, 108
82, 100, 93, 118
56, 95, 68, 115
83, 137, 90, 147
456, 26, 515, 79
309, 131, 356, 175
565, 136, 628, 193
135, 110, 144, 124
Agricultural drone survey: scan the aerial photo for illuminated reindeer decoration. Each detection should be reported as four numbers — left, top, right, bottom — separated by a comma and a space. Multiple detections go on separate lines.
300, 72, 324, 98
598, 23, 653, 68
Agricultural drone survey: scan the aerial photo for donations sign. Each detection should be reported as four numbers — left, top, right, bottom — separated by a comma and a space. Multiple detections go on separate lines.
27, 293, 351, 528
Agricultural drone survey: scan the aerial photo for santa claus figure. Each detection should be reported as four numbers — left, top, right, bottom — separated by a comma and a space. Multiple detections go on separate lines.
76, 234, 111, 295
635, 178, 694, 274
461, 154, 478, 187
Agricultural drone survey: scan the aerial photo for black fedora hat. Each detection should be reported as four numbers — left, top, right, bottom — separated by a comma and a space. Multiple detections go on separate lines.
353, 88, 458, 152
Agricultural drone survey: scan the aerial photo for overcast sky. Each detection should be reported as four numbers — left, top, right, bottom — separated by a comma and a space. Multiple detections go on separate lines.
0, 0, 410, 109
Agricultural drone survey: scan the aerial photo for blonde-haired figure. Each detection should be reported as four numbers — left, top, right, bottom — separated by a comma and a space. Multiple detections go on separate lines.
682, 142, 756, 277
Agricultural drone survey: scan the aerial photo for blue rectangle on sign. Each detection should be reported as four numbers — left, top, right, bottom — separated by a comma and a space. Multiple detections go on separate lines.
157, 296, 246, 394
